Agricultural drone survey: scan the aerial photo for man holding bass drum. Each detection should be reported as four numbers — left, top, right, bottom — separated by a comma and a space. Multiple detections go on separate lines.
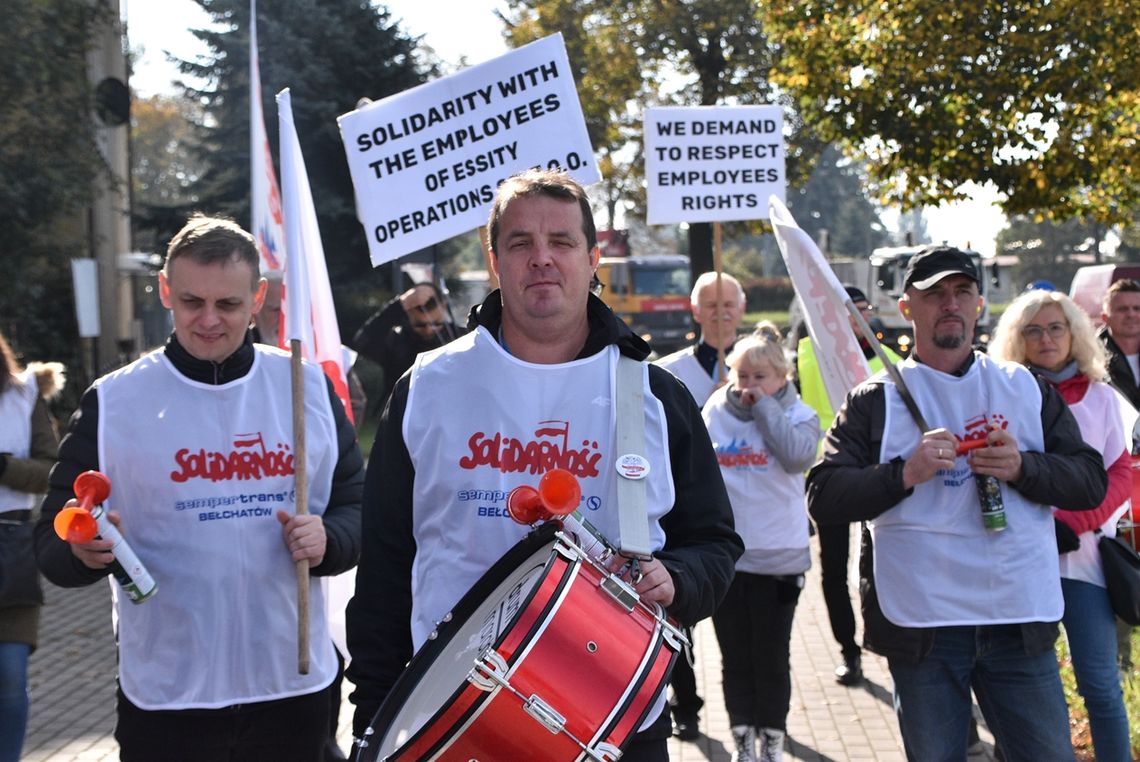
346, 168, 742, 761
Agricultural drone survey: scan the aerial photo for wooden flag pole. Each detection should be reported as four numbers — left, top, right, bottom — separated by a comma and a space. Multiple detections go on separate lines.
290, 339, 311, 674
713, 221, 728, 386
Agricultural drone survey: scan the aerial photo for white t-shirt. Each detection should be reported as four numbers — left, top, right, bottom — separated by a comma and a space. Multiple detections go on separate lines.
402, 328, 677, 728
97, 347, 339, 709
872, 354, 1060, 627
1057, 381, 1136, 587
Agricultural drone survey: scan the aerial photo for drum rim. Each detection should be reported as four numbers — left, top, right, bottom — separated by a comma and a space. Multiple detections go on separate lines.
364, 522, 564, 758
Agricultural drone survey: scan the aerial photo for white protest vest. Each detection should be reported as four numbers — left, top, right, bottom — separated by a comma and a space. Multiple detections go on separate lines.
97, 347, 338, 709
655, 346, 716, 406
403, 328, 675, 650
0, 370, 37, 511
702, 386, 813, 571
873, 354, 1060, 627
1058, 381, 1136, 588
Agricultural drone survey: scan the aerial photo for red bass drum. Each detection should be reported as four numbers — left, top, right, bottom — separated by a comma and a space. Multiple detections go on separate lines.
358, 523, 685, 761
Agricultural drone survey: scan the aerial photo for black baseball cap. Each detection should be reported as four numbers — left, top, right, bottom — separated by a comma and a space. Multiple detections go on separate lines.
843, 285, 868, 304
903, 246, 980, 290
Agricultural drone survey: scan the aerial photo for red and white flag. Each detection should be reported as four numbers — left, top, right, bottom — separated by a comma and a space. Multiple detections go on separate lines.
250, 0, 286, 283
769, 195, 871, 411
277, 87, 353, 423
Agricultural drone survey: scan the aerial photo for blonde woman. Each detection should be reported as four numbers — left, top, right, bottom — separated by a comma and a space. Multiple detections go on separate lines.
990, 289, 1134, 761
702, 323, 821, 762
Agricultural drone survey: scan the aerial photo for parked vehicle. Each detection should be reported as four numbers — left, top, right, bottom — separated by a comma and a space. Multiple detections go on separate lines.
594, 230, 694, 355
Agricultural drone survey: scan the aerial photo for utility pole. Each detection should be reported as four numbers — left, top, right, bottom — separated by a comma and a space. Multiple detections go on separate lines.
87, 0, 133, 373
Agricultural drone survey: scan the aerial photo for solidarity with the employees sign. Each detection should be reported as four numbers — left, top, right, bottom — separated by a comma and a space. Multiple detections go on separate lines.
338, 33, 599, 267
644, 105, 786, 225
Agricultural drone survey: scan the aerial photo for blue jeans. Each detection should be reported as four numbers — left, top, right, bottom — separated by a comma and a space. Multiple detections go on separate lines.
1062, 577, 1132, 762
888, 624, 1074, 762
0, 642, 31, 762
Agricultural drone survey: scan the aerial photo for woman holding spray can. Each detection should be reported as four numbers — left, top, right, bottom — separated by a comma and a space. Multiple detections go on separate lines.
990, 288, 1135, 761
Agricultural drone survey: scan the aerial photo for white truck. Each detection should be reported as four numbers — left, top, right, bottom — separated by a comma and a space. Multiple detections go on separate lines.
789, 245, 995, 355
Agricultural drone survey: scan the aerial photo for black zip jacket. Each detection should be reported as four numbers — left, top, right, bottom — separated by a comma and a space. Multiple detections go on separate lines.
1100, 328, 1140, 412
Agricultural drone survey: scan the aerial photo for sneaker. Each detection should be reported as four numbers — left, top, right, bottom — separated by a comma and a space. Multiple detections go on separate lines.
834, 653, 863, 686
758, 727, 785, 762
731, 725, 757, 762
673, 710, 700, 742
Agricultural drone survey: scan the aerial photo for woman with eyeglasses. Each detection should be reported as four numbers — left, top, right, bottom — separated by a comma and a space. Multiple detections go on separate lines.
989, 289, 1135, 761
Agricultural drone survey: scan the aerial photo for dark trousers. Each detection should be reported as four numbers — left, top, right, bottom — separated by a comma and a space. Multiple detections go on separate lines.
116, 684, 331, 762
712, 572, 801, 730
667, 626, 703, 717
817, 521, 860, 659
623, 705, 671, 761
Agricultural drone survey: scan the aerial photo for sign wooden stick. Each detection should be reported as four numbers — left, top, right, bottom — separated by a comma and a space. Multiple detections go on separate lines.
713, 222, 728, 385
290, 339, 311, 674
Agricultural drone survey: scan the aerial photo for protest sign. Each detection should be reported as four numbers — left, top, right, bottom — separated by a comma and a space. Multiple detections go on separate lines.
338, 33, 599, 267
645, 105, 785, 225
770, 196, 870, 411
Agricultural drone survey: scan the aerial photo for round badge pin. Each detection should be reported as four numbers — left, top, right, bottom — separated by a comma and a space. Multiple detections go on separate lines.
616, 454, 651, 480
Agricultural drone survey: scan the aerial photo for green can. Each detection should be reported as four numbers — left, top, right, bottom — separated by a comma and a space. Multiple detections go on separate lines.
975, 474, 1007, 531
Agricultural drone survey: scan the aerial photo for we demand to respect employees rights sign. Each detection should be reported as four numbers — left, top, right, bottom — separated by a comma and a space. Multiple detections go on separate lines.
338, 33, 599, 267
644, 105, 786, 225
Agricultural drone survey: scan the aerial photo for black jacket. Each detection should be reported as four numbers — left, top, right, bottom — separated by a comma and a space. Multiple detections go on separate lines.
1100, 328, 1140, 413
806, 353, 1107, 662
34, 332, 365, 586
346, 291, 742, 735
351, 295, 462, 405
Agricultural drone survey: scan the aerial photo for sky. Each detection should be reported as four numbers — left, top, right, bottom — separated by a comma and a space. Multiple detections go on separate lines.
120, 0, 1007, 257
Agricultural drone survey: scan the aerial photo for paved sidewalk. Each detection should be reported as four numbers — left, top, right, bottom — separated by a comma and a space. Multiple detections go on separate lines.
21, 535, 999, 760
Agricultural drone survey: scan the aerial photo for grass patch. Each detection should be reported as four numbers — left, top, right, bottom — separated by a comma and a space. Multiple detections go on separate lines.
1057, 625, 1139, 758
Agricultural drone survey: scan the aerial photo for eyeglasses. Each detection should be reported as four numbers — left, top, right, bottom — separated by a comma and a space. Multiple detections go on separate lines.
411, 321, 445, 330
1021, 322, 1069, 342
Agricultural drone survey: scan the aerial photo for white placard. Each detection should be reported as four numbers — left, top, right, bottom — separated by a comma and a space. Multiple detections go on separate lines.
644, 105, 786, 225
338, 33, 599, 267
71, 258, 100, 338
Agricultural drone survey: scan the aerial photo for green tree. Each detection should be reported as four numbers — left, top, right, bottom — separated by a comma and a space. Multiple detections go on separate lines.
997, 216, 1109, 290
788, 145, 888, 259
501, 0, 645, 227
0, 0, 111, 369
765, 1, 1140, 225
168, 0, 432, 335
131, 95, 209, 255
501, 0, 826, 278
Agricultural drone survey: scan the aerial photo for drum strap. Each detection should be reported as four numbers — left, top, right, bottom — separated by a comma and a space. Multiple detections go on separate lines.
615, 355, 652, 558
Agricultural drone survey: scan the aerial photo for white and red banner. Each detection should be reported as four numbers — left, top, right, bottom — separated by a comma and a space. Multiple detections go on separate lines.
769, 196, 870, 411
337, 33, 599, 267
277, 88, 353, 424
250, 0, 286, 279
